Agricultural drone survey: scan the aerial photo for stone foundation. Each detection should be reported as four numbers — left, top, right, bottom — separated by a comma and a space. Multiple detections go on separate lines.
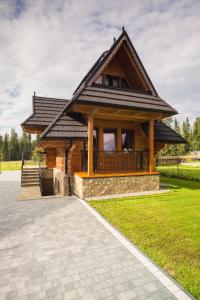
73, 174, 160, 199
53, 168, 70, 196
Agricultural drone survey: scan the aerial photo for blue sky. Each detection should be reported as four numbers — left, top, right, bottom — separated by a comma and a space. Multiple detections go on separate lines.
0, 0, 200, 135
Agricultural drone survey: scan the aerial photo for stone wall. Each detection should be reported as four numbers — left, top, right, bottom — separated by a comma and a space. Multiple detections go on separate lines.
53, 168, 69, 196
73, 174, 160, 199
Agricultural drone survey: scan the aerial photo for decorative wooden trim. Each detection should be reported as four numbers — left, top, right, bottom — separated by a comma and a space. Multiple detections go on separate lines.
148, 120, 155, 173
75, 171, 159, 179
72, 103, 165, 121
88, 115, 94, 175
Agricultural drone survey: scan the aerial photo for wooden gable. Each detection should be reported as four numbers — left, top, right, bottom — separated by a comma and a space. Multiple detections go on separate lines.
95, 40, 151, 94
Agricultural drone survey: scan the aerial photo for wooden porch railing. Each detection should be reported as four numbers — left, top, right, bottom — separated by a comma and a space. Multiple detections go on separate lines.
81, 150, 149, 174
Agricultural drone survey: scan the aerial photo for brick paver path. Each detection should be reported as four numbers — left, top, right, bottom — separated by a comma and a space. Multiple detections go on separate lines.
0, 174, 182, 299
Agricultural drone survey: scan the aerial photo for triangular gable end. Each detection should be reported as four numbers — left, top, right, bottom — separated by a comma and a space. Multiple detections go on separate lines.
74, 30, 158, 97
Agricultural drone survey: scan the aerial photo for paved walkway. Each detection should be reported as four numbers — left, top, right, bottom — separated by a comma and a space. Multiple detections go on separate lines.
0, 172, 192, 299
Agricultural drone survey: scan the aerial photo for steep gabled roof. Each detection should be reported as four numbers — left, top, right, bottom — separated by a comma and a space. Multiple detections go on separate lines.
73, 30, 158, 98
71, 30, 177, 116
21, 96, 68, 127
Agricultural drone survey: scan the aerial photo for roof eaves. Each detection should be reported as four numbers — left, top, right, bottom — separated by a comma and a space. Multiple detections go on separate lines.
21, 113, 35, 128
158, 121, 187, 143
74, 99, 177, 115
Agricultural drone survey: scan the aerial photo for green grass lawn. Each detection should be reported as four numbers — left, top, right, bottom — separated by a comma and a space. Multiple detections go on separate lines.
157, 165, 200, 181
0, 161, 37, 171
90, 177, 200, 299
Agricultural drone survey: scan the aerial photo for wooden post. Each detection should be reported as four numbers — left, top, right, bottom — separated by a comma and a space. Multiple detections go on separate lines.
117, 127, 122, 151
149, 120, 155, 173
98, 127, 104, 151
88, 115, 94, 176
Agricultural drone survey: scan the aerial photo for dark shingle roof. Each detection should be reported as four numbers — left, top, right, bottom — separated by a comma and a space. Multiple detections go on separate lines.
74, 85, 177, 115
73, 30, 158, 97
40, 112, 87, 139
22, 96, 68, 127
141, 121, 187, 144
72, 30, 177, 116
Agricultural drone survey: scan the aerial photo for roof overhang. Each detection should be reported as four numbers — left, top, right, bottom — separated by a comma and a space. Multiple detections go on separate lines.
21, 123, 46, 134
70, 101, 175, 122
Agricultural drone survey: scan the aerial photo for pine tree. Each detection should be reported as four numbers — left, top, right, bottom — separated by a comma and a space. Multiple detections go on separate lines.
174, 118, 181, 134
0, 135, 3, 160
163, 117, 173, 128
172, 118, 182, 155
9, 129, 20, 160
193, 117, 200, 151
182, 118, 191, 154
2, 133, 10, 161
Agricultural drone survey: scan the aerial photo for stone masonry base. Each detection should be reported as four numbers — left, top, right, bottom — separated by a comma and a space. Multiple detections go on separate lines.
73, 174, 160, 199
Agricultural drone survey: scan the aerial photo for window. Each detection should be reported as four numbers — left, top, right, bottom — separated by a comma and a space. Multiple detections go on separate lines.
122, 130, 133, 152
121, 78, 129, 89
93, 129, 98, 152
103, 129, 116, 152
103, 75, 129, 89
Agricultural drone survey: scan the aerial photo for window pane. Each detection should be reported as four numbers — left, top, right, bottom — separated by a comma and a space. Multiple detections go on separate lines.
104, 129, 116, 151
122, 130, 133, 151
122, 78, 129, 89
93, 129, 98, 152
112, 78, 118, 87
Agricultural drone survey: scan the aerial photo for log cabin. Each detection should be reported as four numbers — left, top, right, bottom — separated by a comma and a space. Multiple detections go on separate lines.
21, 29, 186, 199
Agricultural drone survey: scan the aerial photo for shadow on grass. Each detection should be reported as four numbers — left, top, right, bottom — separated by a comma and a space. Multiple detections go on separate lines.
161, 176, 200, 191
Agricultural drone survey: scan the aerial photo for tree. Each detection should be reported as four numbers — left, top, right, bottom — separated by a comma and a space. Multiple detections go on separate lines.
182, 118, 191, 154
0, 135, 3, 160
9, 129, 20, 160
174, 118, 181, 134
192, 117, 200, 151
163, 117, 173, 128
2, 133, 9, 161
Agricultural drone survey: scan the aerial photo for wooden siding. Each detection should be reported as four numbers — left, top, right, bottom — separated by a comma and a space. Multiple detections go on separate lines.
46, 148, 56, 168
56, 148, 65, 172
67, 141, 84, 175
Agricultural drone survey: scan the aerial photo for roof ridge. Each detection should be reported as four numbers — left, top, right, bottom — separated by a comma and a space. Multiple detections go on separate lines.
72, 30, 159, 100
34, 95, 69, 102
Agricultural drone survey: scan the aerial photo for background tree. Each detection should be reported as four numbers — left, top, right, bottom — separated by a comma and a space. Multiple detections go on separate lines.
182, 118, 191, 154
192, 117, 200, 151
0, 135, 3, 160
9, 129, 20, 160
2, 133, 10, 161
0, 129, 39, 161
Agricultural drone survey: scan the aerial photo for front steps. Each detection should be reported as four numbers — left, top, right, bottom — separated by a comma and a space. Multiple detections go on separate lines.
21, 168, 40, 187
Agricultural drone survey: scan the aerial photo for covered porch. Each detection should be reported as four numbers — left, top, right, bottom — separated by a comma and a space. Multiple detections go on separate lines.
71, 104, 161, 199
71, 104, 159, 177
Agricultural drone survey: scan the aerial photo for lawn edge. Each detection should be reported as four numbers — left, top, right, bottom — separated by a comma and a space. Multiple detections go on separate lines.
76, 197, 196, 300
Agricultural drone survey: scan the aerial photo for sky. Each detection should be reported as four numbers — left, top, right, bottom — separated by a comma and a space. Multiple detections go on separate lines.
0, 0, 200, 135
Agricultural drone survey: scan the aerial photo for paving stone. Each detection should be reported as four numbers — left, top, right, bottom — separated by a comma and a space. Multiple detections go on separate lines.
0, 178, 189, 300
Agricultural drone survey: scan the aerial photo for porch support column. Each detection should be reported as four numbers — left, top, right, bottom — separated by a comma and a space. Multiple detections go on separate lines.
98, 127, 103, 151
148, 119, 155, 173
88, 115, 94, 176
117, 128, 122, 151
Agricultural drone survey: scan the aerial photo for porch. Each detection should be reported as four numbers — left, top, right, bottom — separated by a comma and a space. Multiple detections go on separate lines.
78, 115, 156, 176
71, 110, 159, 198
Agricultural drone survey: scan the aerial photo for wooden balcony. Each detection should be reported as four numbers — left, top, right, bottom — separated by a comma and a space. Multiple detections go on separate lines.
81, 150, 149, 174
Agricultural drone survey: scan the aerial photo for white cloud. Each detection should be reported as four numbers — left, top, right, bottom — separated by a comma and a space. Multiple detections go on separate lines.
0, 0, 200, 135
